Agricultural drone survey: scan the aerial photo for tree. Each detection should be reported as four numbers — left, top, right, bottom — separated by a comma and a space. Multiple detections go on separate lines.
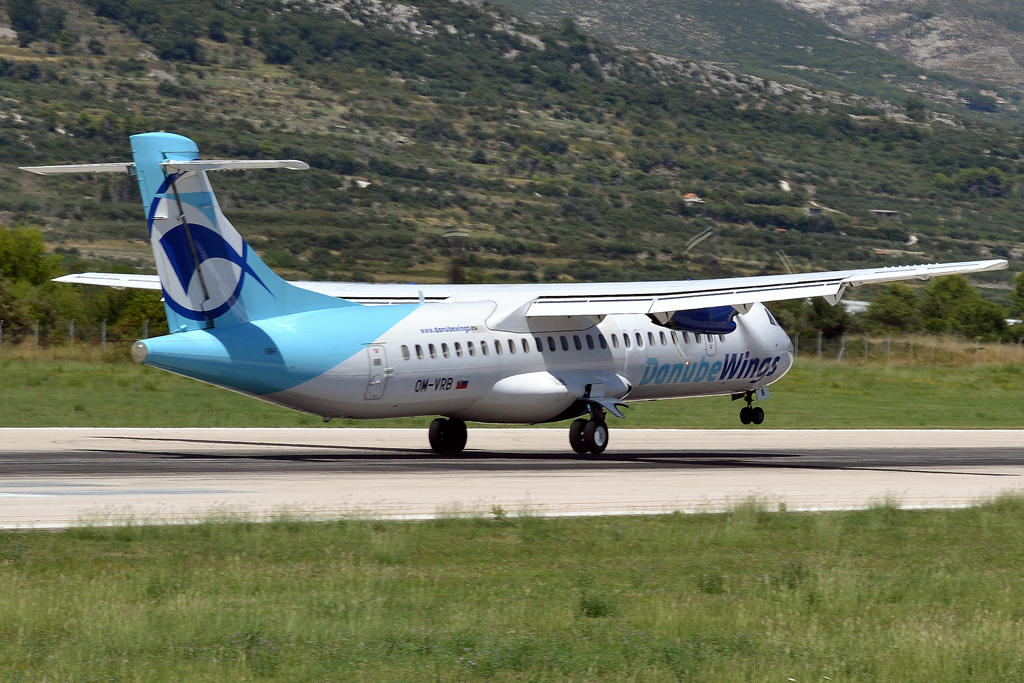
7, 0, 40, 46
1011, 271, 1024, 317
921, 275, 1007, 340
864, 283, 921, 331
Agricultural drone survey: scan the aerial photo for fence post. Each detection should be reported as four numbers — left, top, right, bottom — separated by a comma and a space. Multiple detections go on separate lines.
793, 333, 799, 358
816, 331, 822, 358
1018, 338, 1022, 361
101, 318, 107, 351
837, 333, 846, 362
69, 320, 75, 345
886, 335, 892, 360
863, 335, 869, 360
933, 335, 937, 363
33, 320, 39, 347
142, 319, 149, 340
909, 334, 914, 360
976, 337, 981, 362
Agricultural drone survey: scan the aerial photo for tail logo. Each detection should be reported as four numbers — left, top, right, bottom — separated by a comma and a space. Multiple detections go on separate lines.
148, 189, 270, 321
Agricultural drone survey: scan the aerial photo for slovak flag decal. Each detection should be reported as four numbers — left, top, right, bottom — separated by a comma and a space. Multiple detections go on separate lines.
456, 379, 469, 390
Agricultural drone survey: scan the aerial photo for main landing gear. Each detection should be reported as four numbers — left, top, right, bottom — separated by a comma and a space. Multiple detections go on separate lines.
569, 406, 609, 456
737, 391, 765, 426
428, 417, 468, 454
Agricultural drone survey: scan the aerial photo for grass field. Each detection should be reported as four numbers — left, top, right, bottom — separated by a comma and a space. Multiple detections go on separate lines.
1, 345, 1023, 428
4, 501, 1024, 681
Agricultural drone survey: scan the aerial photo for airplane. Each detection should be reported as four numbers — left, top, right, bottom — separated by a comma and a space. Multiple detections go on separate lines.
23, 132, 1007, 455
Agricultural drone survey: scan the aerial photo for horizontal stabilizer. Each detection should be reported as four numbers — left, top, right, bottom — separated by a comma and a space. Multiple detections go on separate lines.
160, 159, 309, 173
20, 162, 135, 175
21, 159, 309, 176
53, 273, 161, 290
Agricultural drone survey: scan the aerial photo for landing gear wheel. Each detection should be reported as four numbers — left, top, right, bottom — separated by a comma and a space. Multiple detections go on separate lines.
751, 407, 765, 425
583, 420, 609, 455
739, 406, 753, 425
429, 418, 467, 454
445, 419, 468, 453
428, 418, 449, 454
569, 418, 588, 455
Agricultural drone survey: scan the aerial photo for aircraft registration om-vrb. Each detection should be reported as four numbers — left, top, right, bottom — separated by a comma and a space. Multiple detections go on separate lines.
23, 132, 1008, 455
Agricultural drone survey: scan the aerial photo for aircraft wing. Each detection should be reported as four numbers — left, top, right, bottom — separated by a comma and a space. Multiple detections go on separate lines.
54, 259, 1008, 313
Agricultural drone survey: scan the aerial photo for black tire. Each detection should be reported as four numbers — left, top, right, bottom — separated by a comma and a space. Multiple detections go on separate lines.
445, 419, 468, 453
428, 418, 448, 453
583, 420, 609, 455
739, 406, 752, 425
569, 418, 588, 454
751, 406, 765, 425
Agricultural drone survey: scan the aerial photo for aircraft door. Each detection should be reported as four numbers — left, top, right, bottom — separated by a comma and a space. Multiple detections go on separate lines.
364, 344, 389, 400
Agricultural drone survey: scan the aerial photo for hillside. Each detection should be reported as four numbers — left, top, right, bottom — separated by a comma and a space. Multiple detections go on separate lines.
774, 0, 1024, 100
0, 0, 1020, 320
491, 0, 1001, 114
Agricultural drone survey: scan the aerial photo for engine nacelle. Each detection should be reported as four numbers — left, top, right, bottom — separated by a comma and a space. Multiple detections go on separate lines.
648, 305, 739, 334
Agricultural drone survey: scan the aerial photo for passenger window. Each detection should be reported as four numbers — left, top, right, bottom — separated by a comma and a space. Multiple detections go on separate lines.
636, 332, 644, 348
481, 341, 489, 356
586, 334, 594, 350
648, 331, 655, 346
508, 339, 516, 354
683, 332, 690, 344
623, 334, 630, 348
695, 333, 702, 343
599, 334, 608, 349
612, 334, 619, 348
671, 331, 678, 344
442, 343, 450, 358
494, 340, 502, 355
401, 345, 410, 360
573, 335, 582, 350
659, 331, 667, 345
522, 338, 530, 353
429, 343, 437, 359
548, 336, 556, 352
535, 337, 543, 352
719, 334, 725, 342
467, 341, 476, 356
454, 342, 463, 357
560, 336, 569, 351
415, 344, 424, 360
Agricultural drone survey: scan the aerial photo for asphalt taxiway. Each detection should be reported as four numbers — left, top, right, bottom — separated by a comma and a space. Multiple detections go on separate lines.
2, 428, 1023, 527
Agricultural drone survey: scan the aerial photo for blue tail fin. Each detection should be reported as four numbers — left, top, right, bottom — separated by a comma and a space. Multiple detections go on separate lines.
130, 132, 350, 331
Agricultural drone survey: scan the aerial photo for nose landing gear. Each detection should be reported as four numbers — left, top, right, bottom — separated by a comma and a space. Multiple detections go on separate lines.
737, 391, 765, 426
569, 406, 609, 455
428, 417, 468, 454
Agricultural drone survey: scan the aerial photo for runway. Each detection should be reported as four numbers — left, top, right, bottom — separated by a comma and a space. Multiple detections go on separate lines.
2, 428, 1024, 528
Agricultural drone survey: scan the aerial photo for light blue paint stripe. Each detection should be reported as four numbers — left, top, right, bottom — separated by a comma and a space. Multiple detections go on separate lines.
142, 304, 419, 395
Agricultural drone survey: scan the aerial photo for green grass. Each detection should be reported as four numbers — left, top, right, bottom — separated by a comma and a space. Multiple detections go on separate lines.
6, 500, 1024, 680
1, 355, 1023, 428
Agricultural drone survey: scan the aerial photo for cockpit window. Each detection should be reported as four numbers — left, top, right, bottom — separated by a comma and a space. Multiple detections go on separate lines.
766, 309, 778, 326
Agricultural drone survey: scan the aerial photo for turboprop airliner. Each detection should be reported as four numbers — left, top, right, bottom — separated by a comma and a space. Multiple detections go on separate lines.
23, 132, 1007, 455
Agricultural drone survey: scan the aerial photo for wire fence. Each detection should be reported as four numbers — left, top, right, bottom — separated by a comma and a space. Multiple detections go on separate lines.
0, 318, 152, 353
793, 332, 1024, 366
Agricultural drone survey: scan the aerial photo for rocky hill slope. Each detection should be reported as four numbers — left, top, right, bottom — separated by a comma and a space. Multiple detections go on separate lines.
773, 0, 1024, 98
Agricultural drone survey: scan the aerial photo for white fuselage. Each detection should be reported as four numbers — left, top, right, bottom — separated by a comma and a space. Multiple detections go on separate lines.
265, 302, 794, 424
